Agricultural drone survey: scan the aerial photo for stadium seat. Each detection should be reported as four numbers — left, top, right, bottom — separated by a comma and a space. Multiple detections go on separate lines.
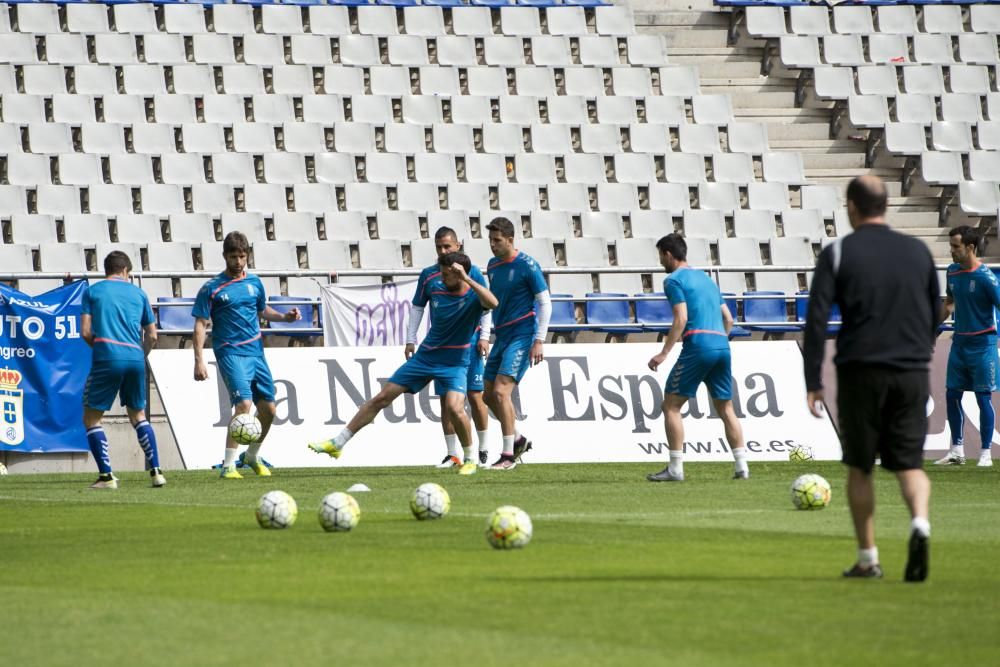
157, 297, 197, 336
635, 292, 673, 338
585, 292, 640, 341
266, 295, 318, 341
743, 291, 798, 338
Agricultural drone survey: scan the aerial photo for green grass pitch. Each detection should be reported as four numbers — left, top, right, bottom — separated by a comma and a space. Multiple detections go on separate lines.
1, 462, 997, 666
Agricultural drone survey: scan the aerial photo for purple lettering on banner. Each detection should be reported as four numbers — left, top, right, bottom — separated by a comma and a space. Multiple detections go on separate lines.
353, 283, 412, 346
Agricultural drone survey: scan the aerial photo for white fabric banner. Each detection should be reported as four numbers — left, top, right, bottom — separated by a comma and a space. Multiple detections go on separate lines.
149, 342, 842, 470
320, 280, 429, 347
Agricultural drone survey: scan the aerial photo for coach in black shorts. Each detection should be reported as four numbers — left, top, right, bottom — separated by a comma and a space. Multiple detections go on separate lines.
803, 175, 937, 582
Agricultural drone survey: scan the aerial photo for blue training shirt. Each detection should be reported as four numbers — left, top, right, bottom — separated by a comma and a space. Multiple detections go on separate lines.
947, 263, 1000, 346
416, 282, 487, 367
486, 252, 547, 342
413, 264, 486, 347
664, 267, 729, 351
192, 272, 266, 357
82, 278, 155, 363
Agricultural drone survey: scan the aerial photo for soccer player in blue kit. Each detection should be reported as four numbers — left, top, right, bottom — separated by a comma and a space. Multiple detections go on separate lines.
406, 226, 493, 468
936, 226, 1000, 468
645, 234, 750, 482
482, 217, 552, 470
308, 252, 497, 474
192, 232, 301, 479
81, 251, 164, 489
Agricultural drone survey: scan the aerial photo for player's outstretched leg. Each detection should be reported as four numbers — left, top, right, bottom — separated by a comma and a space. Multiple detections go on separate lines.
648, 394, 687, 482
308, 383, 407, 459
936, 388, 967, 465
442, 392, 477, 476
128, 408, 165, 487
220, 401, 254, 479
435, 407, 463, 469
714, 399, 749, 480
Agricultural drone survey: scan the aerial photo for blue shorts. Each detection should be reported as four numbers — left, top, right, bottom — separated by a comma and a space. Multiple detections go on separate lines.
217, 354, 276, 406
665, 346, 733, 400
947, 339, 999, 393
84, 359, 147, 411
434, 352, 484, 396
391, 354, 467, 396
484, 336, 533, 384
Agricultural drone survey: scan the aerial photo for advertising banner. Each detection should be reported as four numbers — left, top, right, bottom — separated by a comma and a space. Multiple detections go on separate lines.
320, 280, 430, 347
0, 281, 90, 453
149, 342, 841, 469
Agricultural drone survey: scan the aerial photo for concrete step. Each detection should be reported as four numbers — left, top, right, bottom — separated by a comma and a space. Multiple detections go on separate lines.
696, 60, 767, 79
630, 0, 722, 13
800, 152, 868, 170
905, 227, 950, 238
883, 211, 943, 228
662, 28, 731, 48
770, 138, 867, 153
667, 47, 764, 60
735, 107, 830, 122
702, 80, 796, 94
804, 167, 897, 181
729, 90, 798, 108
766, 123, 831, 140
889, 196, 944, 209
634, 10, 730, 28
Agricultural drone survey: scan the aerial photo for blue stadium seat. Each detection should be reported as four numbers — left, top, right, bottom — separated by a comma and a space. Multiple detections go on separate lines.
585, 292, 641, 341
157, 297, 196, 342
635, 292, 673, 339
743, 290, 799, 337
722, 292, 751, 339
267, 295, 318, 342
549, 293, 584, 342
794, 291, 840, 334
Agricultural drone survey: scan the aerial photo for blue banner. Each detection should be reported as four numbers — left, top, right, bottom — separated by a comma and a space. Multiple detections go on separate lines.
0, 281, 91, 453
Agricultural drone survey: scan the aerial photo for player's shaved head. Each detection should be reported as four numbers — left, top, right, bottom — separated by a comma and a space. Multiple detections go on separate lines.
846, 175, 887, 220
434, 226, 458, 242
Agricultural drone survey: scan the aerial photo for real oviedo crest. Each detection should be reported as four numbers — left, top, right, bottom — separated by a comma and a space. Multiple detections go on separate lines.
0, 368, 24, 446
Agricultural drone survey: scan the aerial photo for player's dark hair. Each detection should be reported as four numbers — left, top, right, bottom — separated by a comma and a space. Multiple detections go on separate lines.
434, 226, 459, 242
486, 217, 515, 240
950, 225, 985, 255
656, 234, 687, 262
223, 231, 250, 255
438, 251, 472, 274
846, 176, 887, 219
103, 250, 132, 276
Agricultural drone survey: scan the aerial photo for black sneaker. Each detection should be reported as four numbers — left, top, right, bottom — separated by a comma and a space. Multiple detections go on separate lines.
478, 450, 488, 465
842, 563, 883, 579
904, 530, 929, 583
513, 435, 533, 461
489, 454, 517, 470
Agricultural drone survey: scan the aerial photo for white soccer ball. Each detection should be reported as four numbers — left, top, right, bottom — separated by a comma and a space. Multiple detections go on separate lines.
256, 490, 298, 529
0, 462, 7, 475
318, 492, 361, 532
789, 445, 815, 463
229, 413, 262, 445
791, 474, 832, 511
486, 506, 533, 550
410, 482, 450, 520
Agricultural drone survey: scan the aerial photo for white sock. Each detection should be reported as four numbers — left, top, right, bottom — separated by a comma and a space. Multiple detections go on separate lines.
334, 428, 354, 448
463, 444, 474, 462
502, 435, 515, 456
731, 446, 748, 473
858, 547, 879, 567
952, 444, 965, 456
477, 429, 489, 453
445, 434, 461, 459
911, 517, 931, 538
223, 448, 238, 468
669, 450, 684, 476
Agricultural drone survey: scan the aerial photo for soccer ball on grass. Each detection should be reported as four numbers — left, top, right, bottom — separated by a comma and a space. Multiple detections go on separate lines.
790, 474, 832, 510
410, 483, 450, 520
256, 490, 298, 529
788, 445, 815, 463
229, 413, 262, 445
319, 492, 361, 532
485, 506, 533, 550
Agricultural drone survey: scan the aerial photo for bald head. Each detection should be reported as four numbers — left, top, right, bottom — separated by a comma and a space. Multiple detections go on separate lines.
846, 175, 887, 223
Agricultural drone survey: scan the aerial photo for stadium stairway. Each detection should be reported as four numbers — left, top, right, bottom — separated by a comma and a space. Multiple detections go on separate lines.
633, 0, 997, 263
